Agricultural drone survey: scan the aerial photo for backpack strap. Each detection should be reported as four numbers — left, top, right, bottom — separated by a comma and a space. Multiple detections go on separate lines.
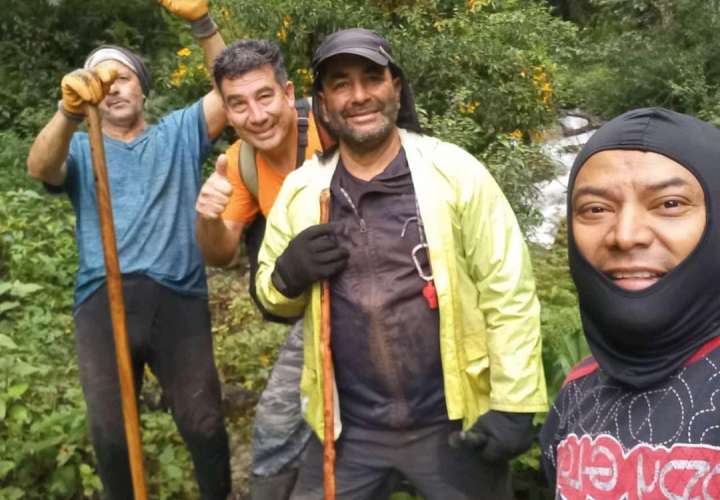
239, 141, 259, 199
238, 97, 312, 200
295, 97, 311, 168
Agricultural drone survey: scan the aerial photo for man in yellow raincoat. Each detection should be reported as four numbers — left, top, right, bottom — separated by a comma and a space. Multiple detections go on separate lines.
255, 28, 547, 500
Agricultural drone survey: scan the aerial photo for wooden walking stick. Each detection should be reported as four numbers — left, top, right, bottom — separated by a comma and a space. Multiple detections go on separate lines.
319, 188, 336, 500
86, 104, 148, 500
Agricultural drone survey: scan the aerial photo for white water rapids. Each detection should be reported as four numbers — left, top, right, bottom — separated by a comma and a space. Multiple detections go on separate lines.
530, 115, 597, 247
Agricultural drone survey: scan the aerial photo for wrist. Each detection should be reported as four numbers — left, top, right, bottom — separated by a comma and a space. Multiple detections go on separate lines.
57, 100, 84, 124
271, 265, 303, 299
190, 14, 218, 39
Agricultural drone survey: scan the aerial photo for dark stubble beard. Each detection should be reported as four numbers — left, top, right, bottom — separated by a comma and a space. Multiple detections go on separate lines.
325, 98, 400, 154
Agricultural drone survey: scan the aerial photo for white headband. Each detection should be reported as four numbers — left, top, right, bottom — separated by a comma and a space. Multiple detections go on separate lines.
84, 48, 136, 73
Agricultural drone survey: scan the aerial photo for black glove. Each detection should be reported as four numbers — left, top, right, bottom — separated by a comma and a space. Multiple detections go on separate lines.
448, 410, 535, 462
271, 223, 349, 298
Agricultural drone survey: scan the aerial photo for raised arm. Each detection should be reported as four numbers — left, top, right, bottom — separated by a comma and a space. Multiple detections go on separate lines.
27, 65, 116, 185
159, 0, 227, 139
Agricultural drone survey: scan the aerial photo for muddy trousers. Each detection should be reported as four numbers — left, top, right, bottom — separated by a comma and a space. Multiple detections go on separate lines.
250, 321, 310, 499
73, 275, 231, 500
290, 421, 514, 500
250, 322, 408, 500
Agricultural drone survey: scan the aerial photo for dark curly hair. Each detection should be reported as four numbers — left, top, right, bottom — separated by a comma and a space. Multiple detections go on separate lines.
213, 39, 288, 91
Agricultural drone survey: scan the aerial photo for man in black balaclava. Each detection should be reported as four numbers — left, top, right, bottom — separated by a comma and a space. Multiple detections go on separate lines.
540, 107, 720, 498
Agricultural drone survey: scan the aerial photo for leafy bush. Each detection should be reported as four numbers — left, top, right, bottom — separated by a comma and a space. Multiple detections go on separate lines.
555, 0, 720, 124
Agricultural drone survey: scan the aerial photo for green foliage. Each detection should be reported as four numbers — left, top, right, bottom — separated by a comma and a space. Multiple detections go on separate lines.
530, 225, 589, 401
0, 0, 180, 134
482, 135, 559, 233
0, 183, 95, 496
209, 271, 287, 392
555, 0, 720, 124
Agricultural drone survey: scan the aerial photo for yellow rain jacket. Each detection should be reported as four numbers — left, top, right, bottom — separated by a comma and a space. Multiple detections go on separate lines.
256, 130, 547, 440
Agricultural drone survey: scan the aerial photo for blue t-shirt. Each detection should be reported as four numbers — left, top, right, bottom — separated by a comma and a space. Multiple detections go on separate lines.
59, 101, 212, 308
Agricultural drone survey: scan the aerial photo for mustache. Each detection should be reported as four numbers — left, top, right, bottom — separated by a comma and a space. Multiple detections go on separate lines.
341, 104, 383, 118
104, 98, 128, 106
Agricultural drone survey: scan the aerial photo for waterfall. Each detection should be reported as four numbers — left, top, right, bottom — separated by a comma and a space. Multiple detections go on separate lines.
530, 115, 597, 247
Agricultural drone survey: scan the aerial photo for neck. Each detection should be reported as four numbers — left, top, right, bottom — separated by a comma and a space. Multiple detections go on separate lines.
102, 115, 146, 142
263, 111, 298, 173
339, 128, 401, 181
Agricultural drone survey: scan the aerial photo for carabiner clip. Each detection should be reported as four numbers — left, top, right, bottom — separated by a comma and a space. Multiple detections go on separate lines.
411, 243, 433, 281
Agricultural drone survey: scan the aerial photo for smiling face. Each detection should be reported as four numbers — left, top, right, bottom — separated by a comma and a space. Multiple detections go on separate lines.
220, 64, 296, 154
97, 60, 145, 127
572, 150, 706, 291
318, 54, 401, 152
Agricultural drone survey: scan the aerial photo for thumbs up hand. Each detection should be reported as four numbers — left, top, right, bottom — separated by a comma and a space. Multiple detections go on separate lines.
196, 154, 233, 220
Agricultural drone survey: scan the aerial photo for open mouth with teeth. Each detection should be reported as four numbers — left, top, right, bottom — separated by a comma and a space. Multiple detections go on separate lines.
606, 270, 666, 291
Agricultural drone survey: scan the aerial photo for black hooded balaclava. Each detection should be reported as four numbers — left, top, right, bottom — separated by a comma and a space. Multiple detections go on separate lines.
568, 107, 720, 389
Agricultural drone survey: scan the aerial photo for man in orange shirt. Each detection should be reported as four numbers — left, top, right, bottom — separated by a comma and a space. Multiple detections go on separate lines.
195, 40, 328, 500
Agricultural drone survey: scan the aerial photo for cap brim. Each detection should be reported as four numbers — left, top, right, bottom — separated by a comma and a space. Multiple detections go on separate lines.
314, 47, 390, 69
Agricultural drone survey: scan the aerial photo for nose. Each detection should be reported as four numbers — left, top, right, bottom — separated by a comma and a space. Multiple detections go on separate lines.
246, 100, 268, 125
607, 206, 653, 251
349, 80, 370, 105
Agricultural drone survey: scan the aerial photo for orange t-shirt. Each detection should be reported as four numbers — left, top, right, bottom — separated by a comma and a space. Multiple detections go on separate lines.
221, 112, 323, 223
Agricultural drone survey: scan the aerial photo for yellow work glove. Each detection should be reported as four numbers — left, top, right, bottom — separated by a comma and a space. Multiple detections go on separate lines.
60, 64, 117, 116
158, 0, 209, 21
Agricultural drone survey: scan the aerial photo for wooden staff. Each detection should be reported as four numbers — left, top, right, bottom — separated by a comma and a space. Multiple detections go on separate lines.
319, 188, 336, 500
86, 105, 148, 500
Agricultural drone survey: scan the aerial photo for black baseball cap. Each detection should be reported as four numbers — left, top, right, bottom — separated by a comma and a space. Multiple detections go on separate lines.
311, 28, 395, 75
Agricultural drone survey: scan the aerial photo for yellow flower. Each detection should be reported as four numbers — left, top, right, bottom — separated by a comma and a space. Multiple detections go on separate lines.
170, 63, 188, 87
467, 0, 490, 11
296, 68, 314, 93
458, 100, 480, 115
277, 15, 292, 43
259, 354, 270, 367
529, 129, 544, 142
177, 47, 192, 57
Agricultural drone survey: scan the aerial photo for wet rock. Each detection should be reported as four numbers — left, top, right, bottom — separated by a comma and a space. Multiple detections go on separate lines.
560, 115, 589, 134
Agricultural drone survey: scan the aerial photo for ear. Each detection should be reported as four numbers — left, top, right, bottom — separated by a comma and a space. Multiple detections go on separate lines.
317, 91, 328, 122
392, 76, 401, 100
285, 80, 296, 108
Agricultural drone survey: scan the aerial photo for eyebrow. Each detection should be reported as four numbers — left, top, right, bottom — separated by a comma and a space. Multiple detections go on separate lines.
324, 62, 385, 81
572, 176, 692, 204
226, 85, 275, 102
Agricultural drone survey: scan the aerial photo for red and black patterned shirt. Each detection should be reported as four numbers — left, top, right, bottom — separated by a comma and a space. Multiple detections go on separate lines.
540, 337, 720, 499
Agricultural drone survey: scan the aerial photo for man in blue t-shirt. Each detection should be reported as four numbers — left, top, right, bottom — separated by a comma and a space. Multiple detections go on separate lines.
26, 2, 232, 498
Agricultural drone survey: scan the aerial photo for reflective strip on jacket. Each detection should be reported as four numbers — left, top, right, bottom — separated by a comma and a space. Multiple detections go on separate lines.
256, 130, 548, 441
